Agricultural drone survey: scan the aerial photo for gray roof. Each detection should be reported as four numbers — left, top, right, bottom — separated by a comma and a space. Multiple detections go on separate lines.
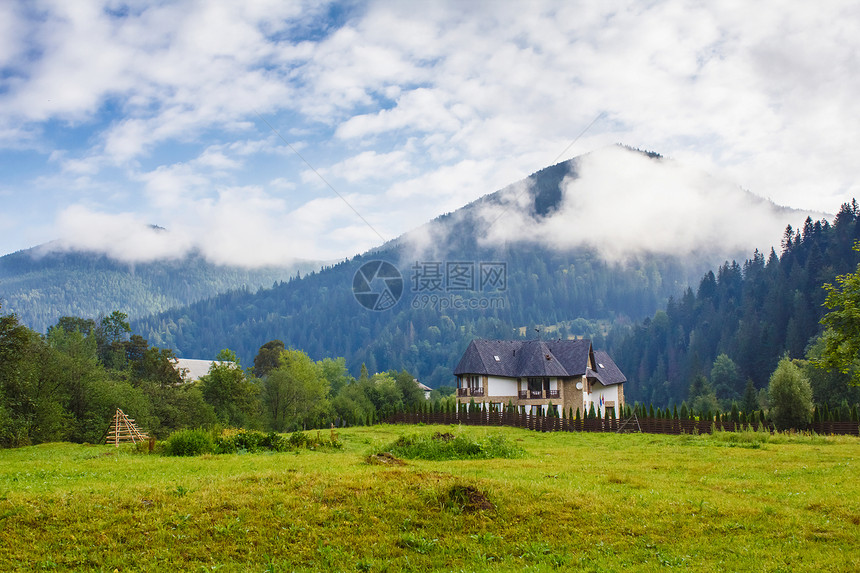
587, 350, 627, 386
454, 339, 624, 385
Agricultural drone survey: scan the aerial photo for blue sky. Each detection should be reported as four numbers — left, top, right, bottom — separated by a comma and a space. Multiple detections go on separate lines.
0, 1, 858, 265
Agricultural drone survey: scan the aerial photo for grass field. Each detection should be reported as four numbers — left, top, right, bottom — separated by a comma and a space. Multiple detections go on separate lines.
1, 425, 859, 572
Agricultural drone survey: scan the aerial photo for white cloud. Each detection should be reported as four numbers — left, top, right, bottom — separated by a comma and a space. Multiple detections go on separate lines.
327, 150, 412, 183
335, 88, 463, 140
476, 146, 823, 261
52, 206, 195, 262
137, 162, 212, 209
2, 0, 859, 264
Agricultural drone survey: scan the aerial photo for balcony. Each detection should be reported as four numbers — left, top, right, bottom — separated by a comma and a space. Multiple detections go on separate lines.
458, 387, 485, 397
517, 389, 560, 399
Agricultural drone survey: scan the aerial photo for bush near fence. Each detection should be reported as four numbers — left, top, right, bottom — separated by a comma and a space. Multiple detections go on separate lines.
387, 410, 860, 436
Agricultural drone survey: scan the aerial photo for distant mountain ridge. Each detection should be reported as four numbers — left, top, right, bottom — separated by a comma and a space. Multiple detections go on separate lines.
132, 147, 821, 388
0, 247, 324, 332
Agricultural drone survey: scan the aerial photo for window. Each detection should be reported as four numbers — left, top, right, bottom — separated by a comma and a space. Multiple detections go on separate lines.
527, 377, 548, 391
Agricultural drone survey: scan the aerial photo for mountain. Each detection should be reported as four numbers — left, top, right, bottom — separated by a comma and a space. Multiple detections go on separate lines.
132, 146, 820, 388
0, 246, 325, 332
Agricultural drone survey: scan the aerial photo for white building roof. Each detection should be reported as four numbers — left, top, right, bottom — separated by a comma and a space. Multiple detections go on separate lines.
174, 358, 234, 382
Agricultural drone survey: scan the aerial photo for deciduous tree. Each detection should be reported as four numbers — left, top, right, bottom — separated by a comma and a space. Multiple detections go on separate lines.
768, 357, 813, 430
200, 349, 259, 427
818, 248, 860, 385
263, 349, 331, 431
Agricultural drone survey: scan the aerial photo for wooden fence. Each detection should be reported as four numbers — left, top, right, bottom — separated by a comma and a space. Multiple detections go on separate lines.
387, 411, 860, 436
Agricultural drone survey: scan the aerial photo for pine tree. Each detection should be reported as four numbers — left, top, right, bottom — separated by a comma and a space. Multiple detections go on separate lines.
742, 379, 758, 417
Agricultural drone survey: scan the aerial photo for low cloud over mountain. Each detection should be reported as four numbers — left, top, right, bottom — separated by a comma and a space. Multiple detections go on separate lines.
472, 146, 824, 262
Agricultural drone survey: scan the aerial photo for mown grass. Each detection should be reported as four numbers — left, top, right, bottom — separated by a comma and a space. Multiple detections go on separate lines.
1, 425, 859, 572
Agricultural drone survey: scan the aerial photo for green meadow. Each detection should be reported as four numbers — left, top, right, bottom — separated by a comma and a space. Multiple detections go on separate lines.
1, 426, 858, 572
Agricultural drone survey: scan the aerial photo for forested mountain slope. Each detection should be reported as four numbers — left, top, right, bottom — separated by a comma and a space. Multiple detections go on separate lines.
0, 247, 322, 332
134, 148, 815, 388
609, 202, 860, 408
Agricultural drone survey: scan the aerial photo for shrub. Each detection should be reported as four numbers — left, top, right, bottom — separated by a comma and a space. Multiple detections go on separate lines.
215, 429, 290, 454
381, 432, 524, 461
287, 430, 341, 450
163, 429, 214, 456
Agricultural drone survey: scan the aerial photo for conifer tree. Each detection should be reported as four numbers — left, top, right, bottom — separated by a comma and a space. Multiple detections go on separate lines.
742, 379, 758, 418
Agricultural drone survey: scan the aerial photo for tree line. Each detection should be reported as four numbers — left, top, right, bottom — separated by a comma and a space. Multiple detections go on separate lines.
0, 307, 439, 448
608, 201, 860, 413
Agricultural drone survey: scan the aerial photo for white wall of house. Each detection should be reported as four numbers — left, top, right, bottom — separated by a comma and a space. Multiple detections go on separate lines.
487, 375, 518, 397
588, 383, 620, 417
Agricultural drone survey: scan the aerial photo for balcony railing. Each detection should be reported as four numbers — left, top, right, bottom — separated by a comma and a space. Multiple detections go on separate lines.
461, 388, 558, 399
458, 387, 485, 397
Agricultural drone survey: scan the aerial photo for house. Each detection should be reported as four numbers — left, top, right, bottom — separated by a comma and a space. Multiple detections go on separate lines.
453, 339, 626, 417
415, 380, 433, 400
173, 358, 235, 383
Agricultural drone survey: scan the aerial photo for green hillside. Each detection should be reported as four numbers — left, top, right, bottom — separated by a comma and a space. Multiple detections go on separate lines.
133, 152, 773, 386
0, 247, 323, 332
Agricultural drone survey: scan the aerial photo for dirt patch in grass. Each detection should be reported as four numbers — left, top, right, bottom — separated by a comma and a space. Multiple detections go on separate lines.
432, 432, 455, 442
366, 452, 407, 466
441, 484, 494, 513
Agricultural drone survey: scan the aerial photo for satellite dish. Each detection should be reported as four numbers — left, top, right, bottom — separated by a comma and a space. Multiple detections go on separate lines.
576, 382, 583, 390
